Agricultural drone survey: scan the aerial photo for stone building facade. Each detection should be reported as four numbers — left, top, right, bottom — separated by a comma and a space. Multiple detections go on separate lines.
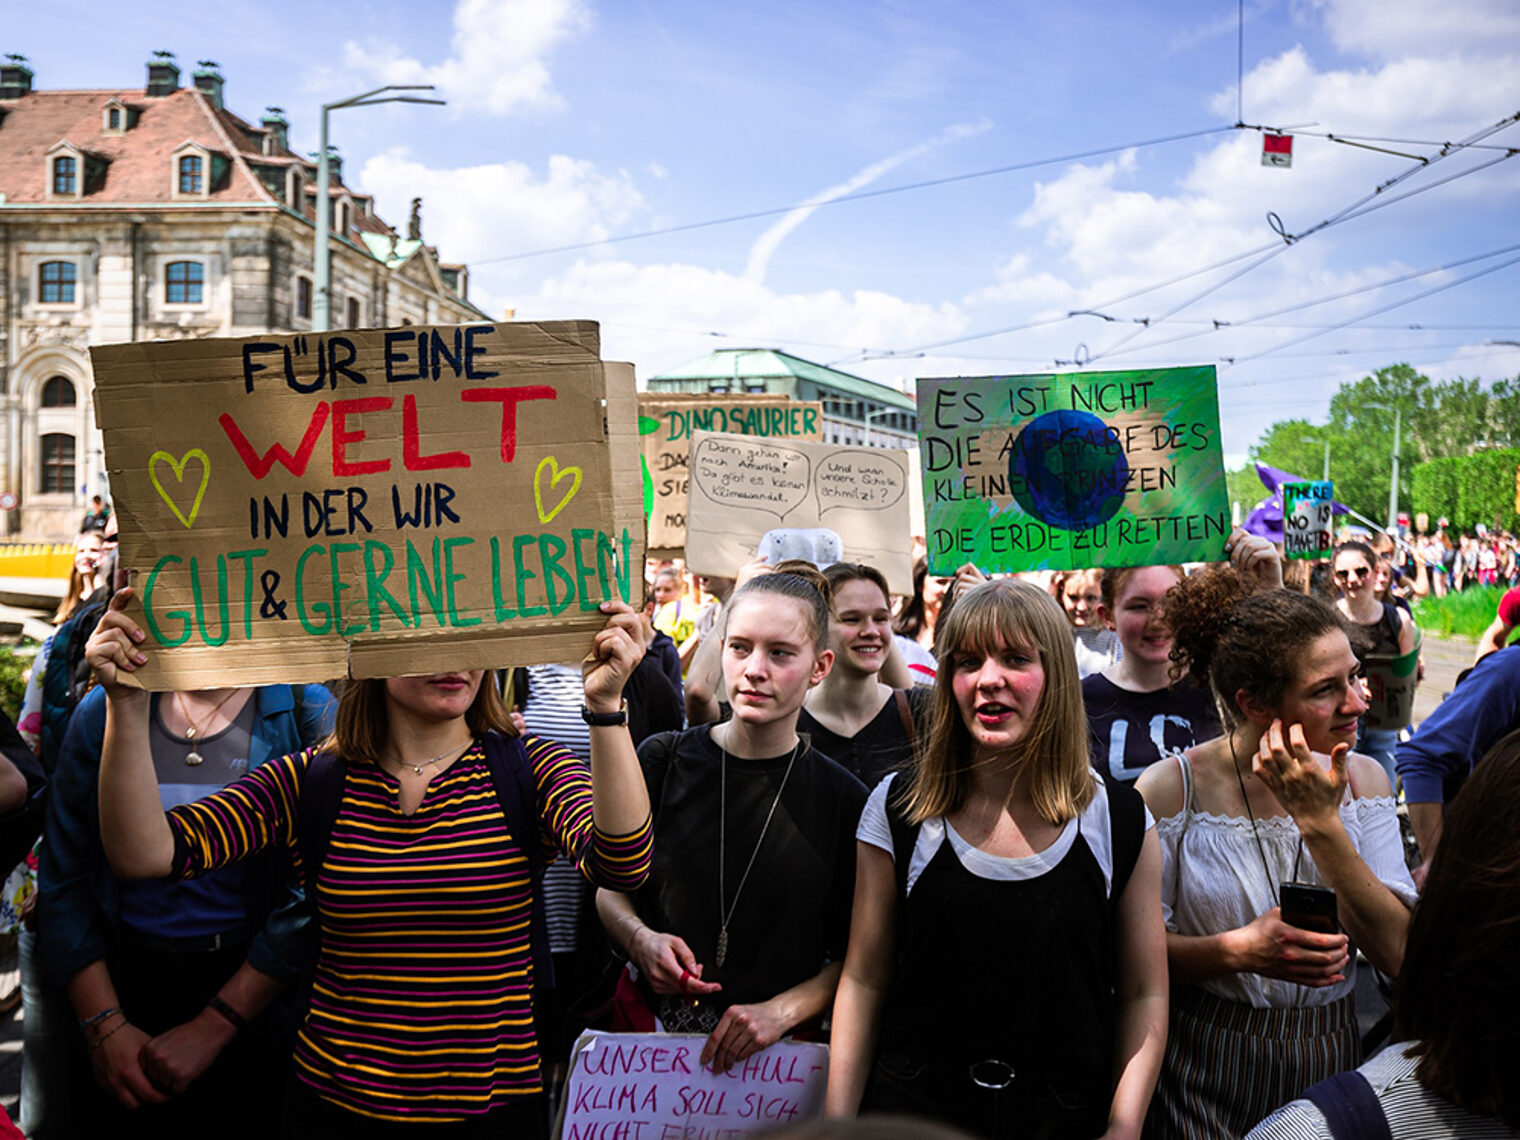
0, 53, 483, 537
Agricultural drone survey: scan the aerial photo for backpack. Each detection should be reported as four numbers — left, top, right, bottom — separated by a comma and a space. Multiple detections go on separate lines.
1302, 1070, 1393, 1140
297, 733, 556, 997
39, 595, 109, 776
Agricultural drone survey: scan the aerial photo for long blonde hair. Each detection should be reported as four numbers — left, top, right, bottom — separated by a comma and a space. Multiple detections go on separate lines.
900, 579, 1092, 827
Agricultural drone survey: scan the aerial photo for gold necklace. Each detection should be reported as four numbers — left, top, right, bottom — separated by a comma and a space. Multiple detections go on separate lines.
388, 739, 472, 777
174, 690, 239, 768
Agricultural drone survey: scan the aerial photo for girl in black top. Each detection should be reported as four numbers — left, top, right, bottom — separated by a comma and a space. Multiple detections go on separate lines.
597, 572, 868, 1075
800, 563, 930, 789
826, 579, 1168, 1139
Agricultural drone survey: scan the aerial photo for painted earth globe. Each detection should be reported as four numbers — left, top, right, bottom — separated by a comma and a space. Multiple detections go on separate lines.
1008, 409, 1129, 531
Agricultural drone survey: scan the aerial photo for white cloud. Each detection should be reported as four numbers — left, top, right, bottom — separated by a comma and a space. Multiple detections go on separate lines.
512, 258, 969, 384
343, 0, 592, 115
1307, 0, 1520, 61
358, 149, 645, 283
742, 121, 991, 285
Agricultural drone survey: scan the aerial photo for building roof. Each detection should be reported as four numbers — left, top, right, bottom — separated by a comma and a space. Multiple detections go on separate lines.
651, 348, 915, 409
0, 87, 285, 204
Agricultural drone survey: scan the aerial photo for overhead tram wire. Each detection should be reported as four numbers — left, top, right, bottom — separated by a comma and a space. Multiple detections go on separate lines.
1079, 113, 1520, 366
888, 112, 1519, 362
1223, 250, 1520, 367
1081, 240, 1520, 362
471, 125, 1238, 266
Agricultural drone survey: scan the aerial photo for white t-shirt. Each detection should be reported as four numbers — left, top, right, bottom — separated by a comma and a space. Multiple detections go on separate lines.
857, 771, 1154, 898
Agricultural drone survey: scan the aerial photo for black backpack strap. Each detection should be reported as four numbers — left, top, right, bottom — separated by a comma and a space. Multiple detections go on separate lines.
298, 750, 346, 903
482, 733, 555, 990
1103, 774, 1147, 906
1380, 603, 1402, 650
1302, 1070, 1392, 1140
883, 775, 918, 899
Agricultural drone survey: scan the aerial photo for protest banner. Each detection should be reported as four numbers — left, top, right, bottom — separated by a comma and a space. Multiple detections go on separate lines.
1282, 480, 1334, 559
640, 393, 822, 553
681, 430, 913, 595
89, 321, 643, 690
917, 366, 1228, 573
559, 1032, 827, 1139
1363, 633, 1421, 731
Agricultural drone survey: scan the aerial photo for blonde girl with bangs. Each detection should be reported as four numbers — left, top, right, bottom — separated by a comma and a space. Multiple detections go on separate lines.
827, 578, 1168, 1140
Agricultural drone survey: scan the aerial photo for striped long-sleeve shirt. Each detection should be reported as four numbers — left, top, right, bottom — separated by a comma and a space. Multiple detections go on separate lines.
167, 733, 652, 1123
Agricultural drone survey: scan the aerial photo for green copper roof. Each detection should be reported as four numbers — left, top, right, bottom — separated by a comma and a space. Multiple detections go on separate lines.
651, 348, 915, 409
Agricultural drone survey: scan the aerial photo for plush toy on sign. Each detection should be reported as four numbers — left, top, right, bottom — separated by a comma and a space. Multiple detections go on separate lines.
757, 527, 845, 569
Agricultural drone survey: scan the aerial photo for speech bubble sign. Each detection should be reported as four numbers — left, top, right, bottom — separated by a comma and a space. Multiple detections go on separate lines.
691, 436, 811, 522
816, 450, 907, 516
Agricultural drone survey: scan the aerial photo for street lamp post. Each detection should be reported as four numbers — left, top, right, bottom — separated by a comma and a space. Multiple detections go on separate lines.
314, 85, 445, 332
1364, 403, 1403, 534
1303, 436, 1331, 481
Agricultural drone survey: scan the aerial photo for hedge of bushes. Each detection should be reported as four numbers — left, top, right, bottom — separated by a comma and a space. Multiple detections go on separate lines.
1411, 449, 1520, 533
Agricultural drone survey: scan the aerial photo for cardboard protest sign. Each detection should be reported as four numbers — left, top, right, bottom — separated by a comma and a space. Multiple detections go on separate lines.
1363, 632, 1421, 731
639, 393, 822, 553
560, 1032, 826, 1138
90, 321, 643, 690
682, 431, 913, 595
1282, 480, 1334, 559
917, 366, 1228, 573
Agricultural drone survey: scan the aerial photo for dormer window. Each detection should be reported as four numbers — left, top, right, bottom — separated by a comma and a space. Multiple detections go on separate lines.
178, 154, 203, 195
170, 142, 221, 198
337, 199, 351, 234
52, 156, 77, 196
101, 99, 133, 135
285, 167, 304, 210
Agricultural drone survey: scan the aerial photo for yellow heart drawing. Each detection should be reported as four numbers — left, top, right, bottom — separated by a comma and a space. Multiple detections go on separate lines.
149, 449, 211, 530
534, 456, 582, 524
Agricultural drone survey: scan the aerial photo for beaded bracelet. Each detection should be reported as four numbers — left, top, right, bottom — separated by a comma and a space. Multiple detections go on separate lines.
77, 1006, 121, 1033
87, 1020, 126, 1055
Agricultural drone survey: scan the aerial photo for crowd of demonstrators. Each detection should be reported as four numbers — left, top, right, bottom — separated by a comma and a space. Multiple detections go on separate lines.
1137, 555, 1416, 1139
9, 494, 1504, 1137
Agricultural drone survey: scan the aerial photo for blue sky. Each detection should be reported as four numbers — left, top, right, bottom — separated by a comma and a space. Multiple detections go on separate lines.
13, 0, 1520, 462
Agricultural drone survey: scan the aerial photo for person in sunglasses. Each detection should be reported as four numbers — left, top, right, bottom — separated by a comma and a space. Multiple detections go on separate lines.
1331, 541, 1417, 788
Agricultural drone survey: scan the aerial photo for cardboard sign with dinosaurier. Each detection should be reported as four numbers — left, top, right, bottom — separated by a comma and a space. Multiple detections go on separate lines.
640, 393, 823, 554
89, 321, 643, 690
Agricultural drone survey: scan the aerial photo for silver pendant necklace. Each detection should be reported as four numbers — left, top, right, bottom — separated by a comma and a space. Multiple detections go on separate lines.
716, 731, 802, 969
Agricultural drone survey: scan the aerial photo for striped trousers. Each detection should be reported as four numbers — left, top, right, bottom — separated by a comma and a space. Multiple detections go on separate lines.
1146, 984, 1359, 1139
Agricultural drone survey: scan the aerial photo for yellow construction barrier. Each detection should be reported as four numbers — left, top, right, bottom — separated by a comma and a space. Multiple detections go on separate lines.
0, 543, 74, 580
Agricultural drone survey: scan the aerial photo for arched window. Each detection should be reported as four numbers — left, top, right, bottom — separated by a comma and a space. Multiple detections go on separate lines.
41, 376, 75, 408
39, 261, 76, 304
165, 260, 204, 304
40, 434, 75, 494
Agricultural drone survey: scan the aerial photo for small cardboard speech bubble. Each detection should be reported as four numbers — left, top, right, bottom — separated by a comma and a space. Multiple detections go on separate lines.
816, 452, 907, 516
692, 436, 811, 522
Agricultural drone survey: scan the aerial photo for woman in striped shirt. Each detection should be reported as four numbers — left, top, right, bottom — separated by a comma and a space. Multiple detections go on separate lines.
85, 590, 654, 1137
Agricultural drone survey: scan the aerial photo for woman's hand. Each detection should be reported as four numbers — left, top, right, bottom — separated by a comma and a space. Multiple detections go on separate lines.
581, 601, 645, 712
627, 927, 722, 999
735, 559, 773, 587
1254, 719, 1348, 833
1224, 527, 1284, 592
950, 562, 986, 598
702, 998, 790, 1074
84, 587, 148, 696
139, 1009, 236, 1096
1228, 907, 1350, 987
88, 1019, 169, 1109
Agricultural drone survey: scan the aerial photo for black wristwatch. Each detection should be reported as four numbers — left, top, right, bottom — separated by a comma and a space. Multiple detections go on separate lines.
580, 702, 628, 727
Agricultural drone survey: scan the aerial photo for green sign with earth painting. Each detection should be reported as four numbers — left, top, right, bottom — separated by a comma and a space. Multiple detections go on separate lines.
916, 366, 1228, 573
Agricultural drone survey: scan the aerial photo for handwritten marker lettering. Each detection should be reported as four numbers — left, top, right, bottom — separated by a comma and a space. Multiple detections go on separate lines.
535, 457, 583, 524
150, 449, 211, 529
